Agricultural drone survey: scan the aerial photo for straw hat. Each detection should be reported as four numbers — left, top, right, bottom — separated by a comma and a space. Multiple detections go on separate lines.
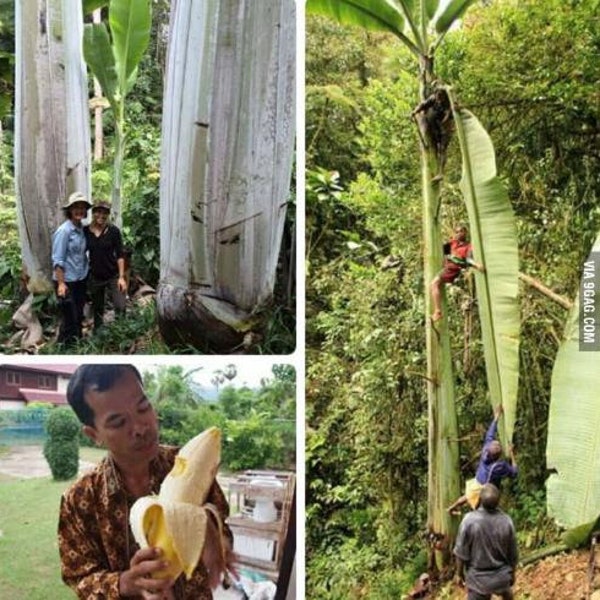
62, 191, 91, 210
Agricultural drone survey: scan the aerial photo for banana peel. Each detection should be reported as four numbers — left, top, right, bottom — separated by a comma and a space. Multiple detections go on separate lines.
129, 427, 228, 581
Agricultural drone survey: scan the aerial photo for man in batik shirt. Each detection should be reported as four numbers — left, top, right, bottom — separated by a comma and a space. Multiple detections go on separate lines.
58, 364, 234, 600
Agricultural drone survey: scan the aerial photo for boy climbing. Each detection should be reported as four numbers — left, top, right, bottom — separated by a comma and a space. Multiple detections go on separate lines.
430, 224, 485, 322
448, 405, 517, 515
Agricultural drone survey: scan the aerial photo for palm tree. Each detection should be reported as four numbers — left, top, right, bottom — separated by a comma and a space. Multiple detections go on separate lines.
157, 0, 296, 352
307, 0, 520, 567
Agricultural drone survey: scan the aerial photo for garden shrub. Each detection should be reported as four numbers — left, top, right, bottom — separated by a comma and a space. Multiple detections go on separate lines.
43, 408, 80, 481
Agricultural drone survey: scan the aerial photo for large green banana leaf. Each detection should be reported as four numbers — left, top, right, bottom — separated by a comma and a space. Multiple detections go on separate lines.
434, 0, 477, 34
450, 95, 520, 446
306, 0, 424, 55
82, 0, 107, 14
109, 0, 151, 95
83, 23, 118, 110
546, 233, 600, 530
306, 0, 405, 35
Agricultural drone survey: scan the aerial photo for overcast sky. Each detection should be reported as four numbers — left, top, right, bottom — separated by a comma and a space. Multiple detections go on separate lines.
124, 357, 292, 389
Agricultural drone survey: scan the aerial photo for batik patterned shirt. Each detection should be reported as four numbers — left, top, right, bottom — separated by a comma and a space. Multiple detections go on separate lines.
58, 445, 230, 599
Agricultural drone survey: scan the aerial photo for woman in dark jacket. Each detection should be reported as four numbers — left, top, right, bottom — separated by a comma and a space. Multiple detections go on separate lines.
84, 201, 127, 331
52, 191, 91, 345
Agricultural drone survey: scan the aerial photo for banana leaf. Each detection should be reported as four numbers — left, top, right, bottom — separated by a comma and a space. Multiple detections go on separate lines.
109, 0, 151, 94
450, 94, 520, 447
424, 0, 439, 20
546, 233, 600, 529
83, 22, 118, 110
435, 0, 477, 34
306, 0, 404, 34
306, 0, 423, 56
82, 0, 107, 14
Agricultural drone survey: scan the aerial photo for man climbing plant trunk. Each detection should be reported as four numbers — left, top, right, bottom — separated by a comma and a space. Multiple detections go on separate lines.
307, 0, 520, 571
157, 0, 296, 352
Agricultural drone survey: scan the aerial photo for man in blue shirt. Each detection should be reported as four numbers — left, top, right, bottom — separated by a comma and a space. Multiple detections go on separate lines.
448, 405, 517, 515
52, 192, 91, 345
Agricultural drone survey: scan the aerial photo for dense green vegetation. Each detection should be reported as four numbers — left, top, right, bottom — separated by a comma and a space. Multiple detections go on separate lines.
145, 364, 297, 471
306, 1, 600, 597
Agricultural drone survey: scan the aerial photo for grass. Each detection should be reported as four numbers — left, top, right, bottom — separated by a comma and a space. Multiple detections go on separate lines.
0, 446, 106, 598
0, 477, 77, 599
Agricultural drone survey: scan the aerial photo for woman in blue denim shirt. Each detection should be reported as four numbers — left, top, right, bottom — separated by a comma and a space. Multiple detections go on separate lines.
52, 192, 91, 345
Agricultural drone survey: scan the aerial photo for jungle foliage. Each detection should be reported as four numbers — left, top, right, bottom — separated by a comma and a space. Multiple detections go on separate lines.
145, 365, 296, 472
306, 0, 600, 597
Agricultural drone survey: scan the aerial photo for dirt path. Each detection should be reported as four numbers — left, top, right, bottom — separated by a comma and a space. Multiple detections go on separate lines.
0, 445, 96, 479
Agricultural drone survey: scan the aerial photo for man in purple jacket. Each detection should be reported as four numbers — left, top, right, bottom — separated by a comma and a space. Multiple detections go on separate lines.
448, 405, 517, 515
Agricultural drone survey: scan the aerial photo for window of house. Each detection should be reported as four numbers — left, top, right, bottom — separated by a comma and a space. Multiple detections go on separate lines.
6, 371, 22, 386
38, 375, 53, 389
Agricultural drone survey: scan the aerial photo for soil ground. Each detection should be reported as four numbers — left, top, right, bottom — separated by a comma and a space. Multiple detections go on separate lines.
428, 550, 600, 600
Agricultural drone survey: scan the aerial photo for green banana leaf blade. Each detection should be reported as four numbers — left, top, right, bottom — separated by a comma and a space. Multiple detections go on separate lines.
435, 0, 477, 34
82, 0, 108, 14
109, 0, 151, 95
83, 22, 118, 110
546, 233, 600, 529
306, 0, 405, 37
424, 0, 440, 20
451, 101, 520, 446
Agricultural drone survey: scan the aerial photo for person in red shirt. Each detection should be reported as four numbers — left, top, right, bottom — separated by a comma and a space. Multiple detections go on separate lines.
431, 224, 485, 321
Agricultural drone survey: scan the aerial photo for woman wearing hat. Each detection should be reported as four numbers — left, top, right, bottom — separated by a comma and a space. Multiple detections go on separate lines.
84, 200, 127, 331
52, 191, 91, 345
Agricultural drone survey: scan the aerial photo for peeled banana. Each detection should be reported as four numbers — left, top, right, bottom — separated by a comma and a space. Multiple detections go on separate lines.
129, 427, 228, 581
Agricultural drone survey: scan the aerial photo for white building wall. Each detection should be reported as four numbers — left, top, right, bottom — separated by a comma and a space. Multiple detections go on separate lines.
0, 400, 26, 410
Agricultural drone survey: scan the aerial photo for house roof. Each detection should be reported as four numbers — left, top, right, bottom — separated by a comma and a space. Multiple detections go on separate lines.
1, 364, 78, 376
19, 388, 68, 406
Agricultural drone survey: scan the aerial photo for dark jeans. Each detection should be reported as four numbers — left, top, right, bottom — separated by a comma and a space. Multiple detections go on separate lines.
55, 279, 87, 345
88, 275, 126, 329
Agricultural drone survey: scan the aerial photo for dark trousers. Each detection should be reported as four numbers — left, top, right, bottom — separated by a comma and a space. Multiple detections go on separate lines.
55, 279, 87, 345
88, 275, 126, 329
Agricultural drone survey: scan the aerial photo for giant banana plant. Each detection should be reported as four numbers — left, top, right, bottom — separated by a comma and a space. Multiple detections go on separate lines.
546, 233, 600, 533
307, 0, 520, 564
82, 0, 151, 227
157, 0, 296, 352
15, 0, 91, 293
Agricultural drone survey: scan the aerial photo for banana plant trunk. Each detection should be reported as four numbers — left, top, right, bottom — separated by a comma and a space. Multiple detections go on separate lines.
15, 0, 91, 293
157, 0, 296, 352
417, 58, 460, 567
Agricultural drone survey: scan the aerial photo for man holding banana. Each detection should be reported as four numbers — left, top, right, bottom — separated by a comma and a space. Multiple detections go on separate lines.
58, 364, 236, 600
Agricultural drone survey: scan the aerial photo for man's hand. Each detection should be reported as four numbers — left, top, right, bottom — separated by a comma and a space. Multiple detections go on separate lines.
57, 281, 67, 298
117, 276, 127, 294
493, 404, 504, 421
119, 547, 175, 600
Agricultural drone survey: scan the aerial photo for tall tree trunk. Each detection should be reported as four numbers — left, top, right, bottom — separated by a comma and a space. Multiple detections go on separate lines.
157, 0, 295, 352
92, 8, 104, 162
15, 0, 91, 293
416, 57, 460, 568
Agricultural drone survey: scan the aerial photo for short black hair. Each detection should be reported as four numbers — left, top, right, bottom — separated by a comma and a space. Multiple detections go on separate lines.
67, 364, 143, 427
480, 483, 501, 511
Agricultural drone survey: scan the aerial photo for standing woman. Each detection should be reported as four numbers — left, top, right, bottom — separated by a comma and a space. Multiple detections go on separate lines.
84, 200, 127, 331
52, 191, 91, 345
